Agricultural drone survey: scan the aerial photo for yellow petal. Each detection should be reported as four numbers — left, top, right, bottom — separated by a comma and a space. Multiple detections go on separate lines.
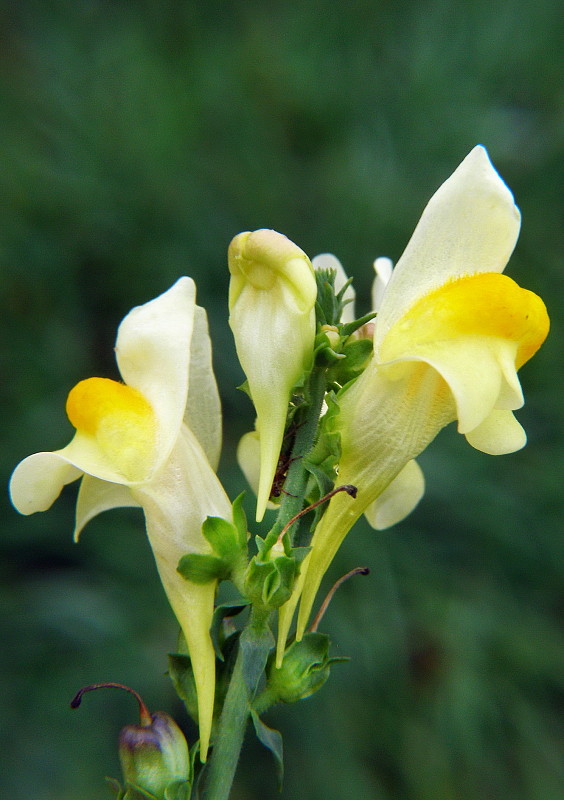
465, 409, 526, 455
380, 273, 549, 433
295, 363, 454, 639
185, 306, 222, 471
66, 378, 157, 481
382, 272, 549, 368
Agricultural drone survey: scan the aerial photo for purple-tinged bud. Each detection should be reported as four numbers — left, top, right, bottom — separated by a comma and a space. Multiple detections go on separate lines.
71, 682, 190, 799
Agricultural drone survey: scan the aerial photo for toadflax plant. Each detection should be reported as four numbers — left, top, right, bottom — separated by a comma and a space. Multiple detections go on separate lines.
9, 146, 548, 800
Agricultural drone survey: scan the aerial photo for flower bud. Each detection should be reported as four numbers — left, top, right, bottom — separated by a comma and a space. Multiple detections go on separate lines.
228, 229, 317, 522
119, 711, 190, 798
265, 633, 342, 704
70, 682, 190, 799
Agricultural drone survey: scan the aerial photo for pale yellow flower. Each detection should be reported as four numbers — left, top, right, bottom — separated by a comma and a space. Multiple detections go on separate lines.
278, 146, 549, 658
10, 278, 229, 761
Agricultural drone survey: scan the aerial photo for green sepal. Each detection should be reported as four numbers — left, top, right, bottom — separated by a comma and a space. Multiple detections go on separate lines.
328, 337, 373, 386
340, 309, 377, 337
210, 601, 249, 661
177, 553, 229, 584
164, 780, 192, 800
250, 709, 284, 788
244, 538, 302, 609
313, 329, 346, 367
264, 632, 345, 704
187, 744, 203, 800
314, 267, 350, 326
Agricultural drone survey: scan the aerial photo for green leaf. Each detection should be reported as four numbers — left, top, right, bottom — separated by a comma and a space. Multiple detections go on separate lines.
210, 602, 249, 661
177, 553, 229, 584
168, 653, 198, 723
250, 709, 284, 788
314, 267, 341, 326
231, 493, 248, 549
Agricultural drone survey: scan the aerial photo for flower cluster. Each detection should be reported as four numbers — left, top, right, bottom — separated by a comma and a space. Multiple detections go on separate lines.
10, 146, 549, 768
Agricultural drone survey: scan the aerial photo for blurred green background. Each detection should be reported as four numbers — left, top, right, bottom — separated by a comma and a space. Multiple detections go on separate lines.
1, 1, 562, 798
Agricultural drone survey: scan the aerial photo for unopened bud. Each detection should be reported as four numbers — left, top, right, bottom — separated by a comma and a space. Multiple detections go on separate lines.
266, 632, 343, 704
119, 710, 190, 798
228, 229, 316, 522
71, 682, 190, 799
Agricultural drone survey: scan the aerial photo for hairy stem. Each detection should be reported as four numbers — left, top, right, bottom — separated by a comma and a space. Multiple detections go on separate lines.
202, 610, 273, 800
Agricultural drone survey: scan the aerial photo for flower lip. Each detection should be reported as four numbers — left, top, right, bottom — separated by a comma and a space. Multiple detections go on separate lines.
380, 272, 550, 369
66, 378, 158, 482
228, 229, 316, 307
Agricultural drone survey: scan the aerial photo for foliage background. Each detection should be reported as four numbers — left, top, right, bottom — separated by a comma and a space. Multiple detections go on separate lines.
1, 1, 562, 798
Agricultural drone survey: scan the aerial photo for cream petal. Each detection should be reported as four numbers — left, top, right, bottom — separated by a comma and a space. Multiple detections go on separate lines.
9, 451, 83, 515
363, 459, 425, 530
74, 475, 140, 541
375, 146, 521, 348
115, 277, 196, 472
384, 337, 520, 434
371, 257, 393, 312
496, 344, 525, 409
312, 253, 356, 323
231, 283, 315, 521
237, 430, 261, 496
236, 430, 278, 510
132, 425, 232, 761
465, 409, 526, 454
185, 305, 222, 471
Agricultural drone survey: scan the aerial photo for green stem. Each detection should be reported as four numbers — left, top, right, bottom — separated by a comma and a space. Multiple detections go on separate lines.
202, 610, 273, 800
269, 365, 327, 540
202, 366, 327, 798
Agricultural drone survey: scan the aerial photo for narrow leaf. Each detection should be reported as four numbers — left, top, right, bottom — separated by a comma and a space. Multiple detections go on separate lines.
250, 709, 284, 788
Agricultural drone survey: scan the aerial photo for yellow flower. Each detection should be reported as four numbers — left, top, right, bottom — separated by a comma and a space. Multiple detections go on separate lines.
9, 278, 229, 761
228, 229, 317, 522
278, 146, 549, 655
